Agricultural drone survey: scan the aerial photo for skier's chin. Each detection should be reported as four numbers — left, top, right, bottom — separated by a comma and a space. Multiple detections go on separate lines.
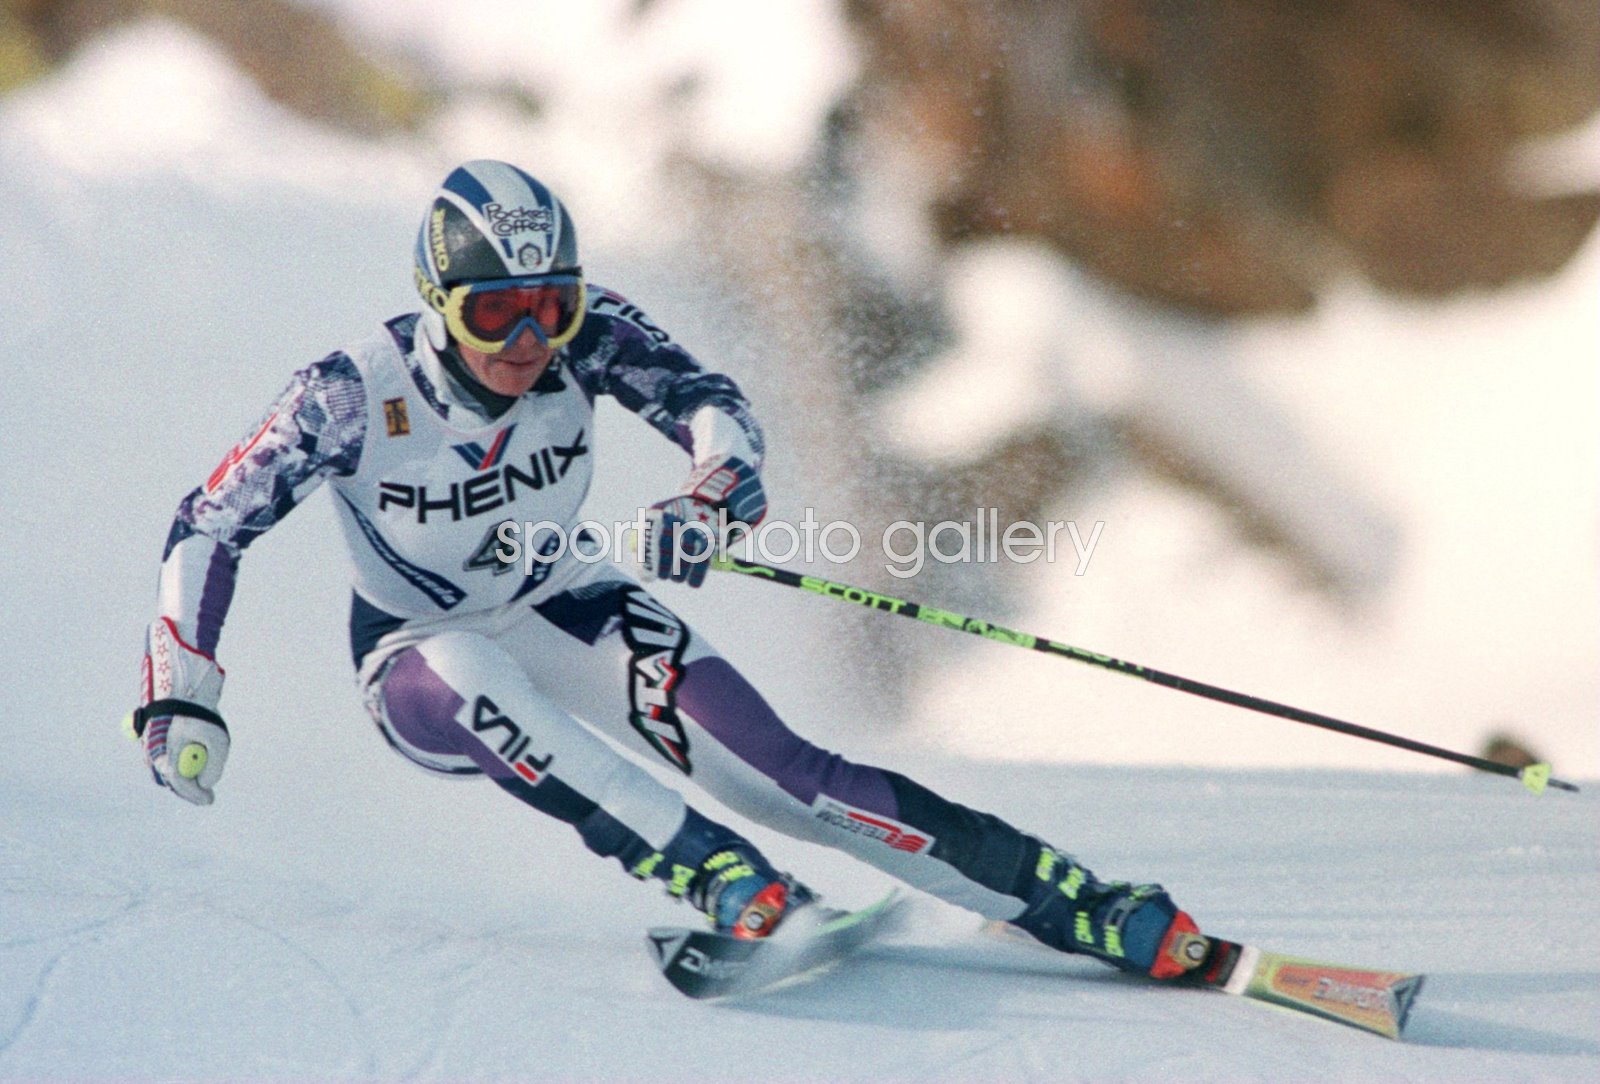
483, 355, 547, 395
458, 340, 552, 395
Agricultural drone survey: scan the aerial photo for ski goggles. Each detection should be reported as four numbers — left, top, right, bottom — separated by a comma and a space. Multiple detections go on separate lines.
435, 274, 587, 352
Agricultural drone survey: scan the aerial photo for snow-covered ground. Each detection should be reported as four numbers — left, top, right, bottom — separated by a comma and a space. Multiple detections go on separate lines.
3, 762, 1595, 1081
1, 5, 1596, 1080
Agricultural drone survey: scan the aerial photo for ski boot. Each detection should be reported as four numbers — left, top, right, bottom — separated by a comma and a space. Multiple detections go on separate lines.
1011, 847, 1206, 980
689, 846, 817, 940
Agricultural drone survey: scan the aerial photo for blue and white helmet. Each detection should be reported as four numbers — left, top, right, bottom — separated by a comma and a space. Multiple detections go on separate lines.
414, 160, 581, 346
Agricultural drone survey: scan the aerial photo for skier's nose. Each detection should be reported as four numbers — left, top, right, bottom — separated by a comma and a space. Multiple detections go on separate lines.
500, 322, 551, 361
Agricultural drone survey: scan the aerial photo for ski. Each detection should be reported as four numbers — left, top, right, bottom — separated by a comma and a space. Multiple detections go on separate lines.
1173, 933, 1425, 1040
987, 922, 1423, 1038
648, 890, 906, 1000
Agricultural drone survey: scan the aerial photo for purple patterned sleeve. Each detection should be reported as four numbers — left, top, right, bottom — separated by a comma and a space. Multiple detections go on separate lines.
156, 354, 368, 653
565, 288, 765, 466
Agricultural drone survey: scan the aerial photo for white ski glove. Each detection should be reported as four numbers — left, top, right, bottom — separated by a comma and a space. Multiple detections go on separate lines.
130, 618, 231, 806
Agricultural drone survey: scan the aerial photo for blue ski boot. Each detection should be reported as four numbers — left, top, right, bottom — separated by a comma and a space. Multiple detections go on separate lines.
1011, 847, 1202, 979
689, 847, 817, 940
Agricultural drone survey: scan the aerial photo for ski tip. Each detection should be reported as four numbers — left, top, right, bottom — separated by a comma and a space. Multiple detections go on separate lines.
1392, 973, 1425, 1039
1242, 951, 1426, 1040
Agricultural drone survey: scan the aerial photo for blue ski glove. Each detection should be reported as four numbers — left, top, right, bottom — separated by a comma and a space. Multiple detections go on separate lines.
129, 618, 231, 806
639, 457, 766, 589
679, 456, 768, 529
641, 495, 719, 587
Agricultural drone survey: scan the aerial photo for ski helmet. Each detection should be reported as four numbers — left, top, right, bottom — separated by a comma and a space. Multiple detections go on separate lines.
414, 160, 582, 348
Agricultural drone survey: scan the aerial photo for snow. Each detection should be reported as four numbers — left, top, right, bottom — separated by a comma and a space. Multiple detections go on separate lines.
3, 765, 1596, 1080
1, 5, 1597, 1080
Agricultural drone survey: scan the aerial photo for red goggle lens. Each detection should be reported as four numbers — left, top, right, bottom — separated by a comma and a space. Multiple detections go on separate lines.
458, 279, 584, 343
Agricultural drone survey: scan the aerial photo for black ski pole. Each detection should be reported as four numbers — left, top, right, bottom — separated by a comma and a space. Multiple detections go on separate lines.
710, 554, 1579, 795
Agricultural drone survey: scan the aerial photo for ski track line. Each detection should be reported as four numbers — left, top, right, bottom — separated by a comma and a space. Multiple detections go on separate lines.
390, 929, 512, 1083
217, 904, 383, 1080
0, 890, 146, 1061
0, 947, 67, 1060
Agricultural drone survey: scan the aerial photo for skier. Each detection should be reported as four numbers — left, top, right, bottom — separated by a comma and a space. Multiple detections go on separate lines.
131, 159, 1204, 977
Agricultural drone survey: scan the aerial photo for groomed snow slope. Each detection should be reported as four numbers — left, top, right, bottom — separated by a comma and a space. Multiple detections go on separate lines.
3, 762, 1595, 1082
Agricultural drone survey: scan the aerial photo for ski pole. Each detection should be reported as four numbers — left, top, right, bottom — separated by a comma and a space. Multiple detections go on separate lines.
710, 554, 1579, 795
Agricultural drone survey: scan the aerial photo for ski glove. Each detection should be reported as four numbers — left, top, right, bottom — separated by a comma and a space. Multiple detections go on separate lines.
639, 457, 766, 589
131, 618, 231, 806
640, 495, 719, 587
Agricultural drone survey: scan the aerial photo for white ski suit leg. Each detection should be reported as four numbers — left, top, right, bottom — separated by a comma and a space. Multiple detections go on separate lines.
482, 566, 1049, 923
360, 562, 1186, 974
368, 629, 691, 860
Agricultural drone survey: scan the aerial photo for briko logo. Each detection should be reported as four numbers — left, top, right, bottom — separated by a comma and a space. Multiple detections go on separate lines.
429, 207, 450, 272
414, 265, 449, 313
452, 424, 517, 470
